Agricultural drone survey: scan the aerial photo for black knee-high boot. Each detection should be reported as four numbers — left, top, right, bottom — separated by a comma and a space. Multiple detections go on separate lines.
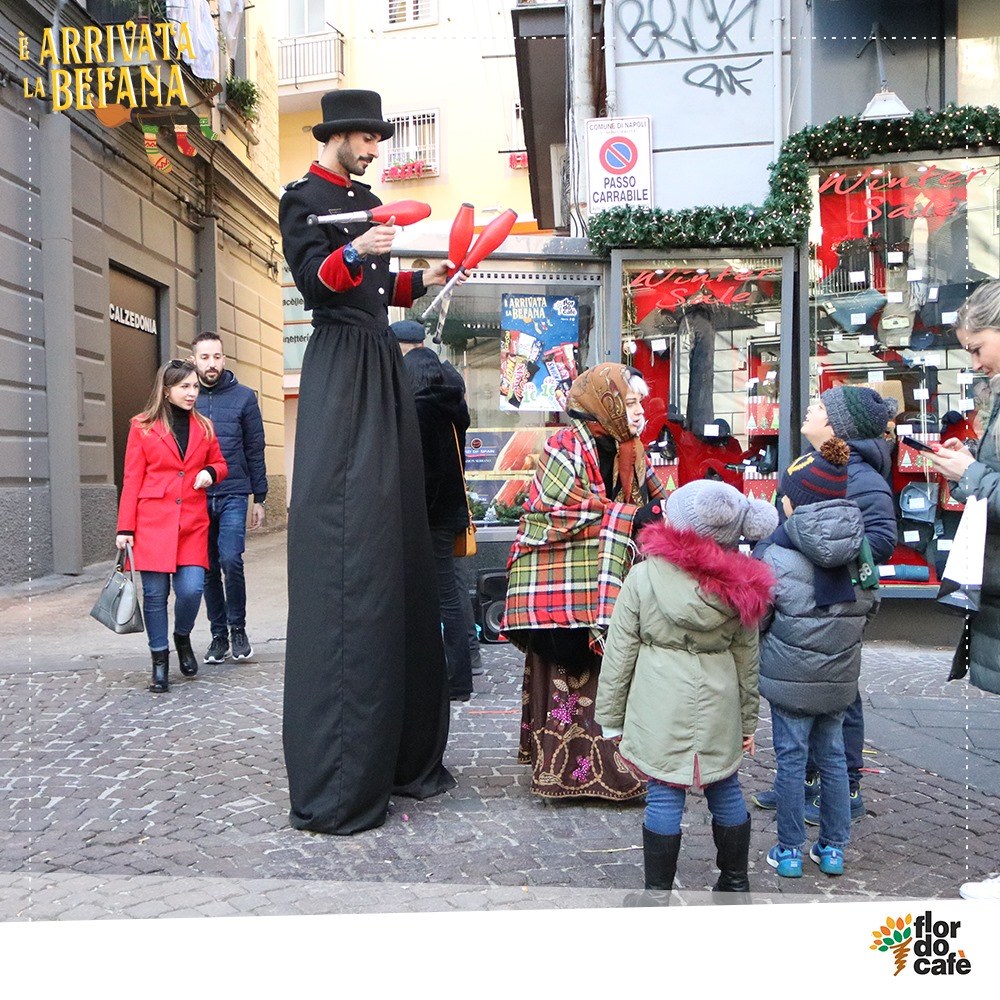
712, 815, 752, 900
149, 649, 169, 693
643, 825, 682, 889
624, 827, 682, 907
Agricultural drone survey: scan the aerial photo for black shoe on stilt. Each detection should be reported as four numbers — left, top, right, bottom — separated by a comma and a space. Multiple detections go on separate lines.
148, 648, 170, 693
174, 633, 199, 677
711, 815, 752, 903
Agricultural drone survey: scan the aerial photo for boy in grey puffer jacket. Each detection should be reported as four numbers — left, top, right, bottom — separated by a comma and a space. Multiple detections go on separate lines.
754, 438, 877, 880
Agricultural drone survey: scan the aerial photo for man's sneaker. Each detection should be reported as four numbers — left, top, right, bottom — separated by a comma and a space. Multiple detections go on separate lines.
230, 628, 253, 660
809, 842, 845, 876
804, 788, 865, 826
752, 776, 819, 811
204, 634, 229, 664
959, 873, 1000, 900
766, 845, 803, 878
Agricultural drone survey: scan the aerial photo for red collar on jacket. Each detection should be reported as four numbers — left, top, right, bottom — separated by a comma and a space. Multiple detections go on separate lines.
309, 162, 351, 187
637, 520, 775, 627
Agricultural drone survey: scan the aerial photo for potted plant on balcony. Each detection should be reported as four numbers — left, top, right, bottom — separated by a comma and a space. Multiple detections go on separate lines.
225, 75, 260, 126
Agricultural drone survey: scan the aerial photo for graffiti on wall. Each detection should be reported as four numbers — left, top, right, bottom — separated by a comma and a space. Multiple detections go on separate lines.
617, 0, 764, 96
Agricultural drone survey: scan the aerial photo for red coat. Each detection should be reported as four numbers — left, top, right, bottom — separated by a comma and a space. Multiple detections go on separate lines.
117, 414, 228, 572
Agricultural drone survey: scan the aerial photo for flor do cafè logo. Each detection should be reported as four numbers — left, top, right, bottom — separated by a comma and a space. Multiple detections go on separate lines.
869, 911, 972, 977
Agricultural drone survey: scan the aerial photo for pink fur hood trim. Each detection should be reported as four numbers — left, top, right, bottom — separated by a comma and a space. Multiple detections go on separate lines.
637, 520, 775, 628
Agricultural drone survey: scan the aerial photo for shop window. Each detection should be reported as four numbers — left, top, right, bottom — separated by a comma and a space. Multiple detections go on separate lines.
387, 0, 438, 28
809, 153, 1000, 589
384, 110, 439, 180
618, 256, 786, 504
403, 265, 603, 514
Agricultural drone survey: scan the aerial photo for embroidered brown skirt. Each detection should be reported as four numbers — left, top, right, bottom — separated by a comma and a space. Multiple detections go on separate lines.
515, 630, 645, 801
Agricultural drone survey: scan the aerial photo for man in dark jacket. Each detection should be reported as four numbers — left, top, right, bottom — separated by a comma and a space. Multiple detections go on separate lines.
392, 320, 484, 680
192, 331, 268, 663
398, 338, 476, 701
753, 385, 897, 822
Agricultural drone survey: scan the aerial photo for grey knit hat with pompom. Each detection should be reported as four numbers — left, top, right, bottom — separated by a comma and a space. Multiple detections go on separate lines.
665, 480, 778, 549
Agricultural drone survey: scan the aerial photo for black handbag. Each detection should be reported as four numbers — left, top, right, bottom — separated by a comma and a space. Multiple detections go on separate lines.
90, 542, 145, 634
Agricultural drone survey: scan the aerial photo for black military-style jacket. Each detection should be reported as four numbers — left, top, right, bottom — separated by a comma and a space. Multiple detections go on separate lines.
279, 164, 425, 328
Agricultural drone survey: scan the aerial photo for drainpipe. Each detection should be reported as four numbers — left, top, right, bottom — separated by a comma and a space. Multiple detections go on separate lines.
604, 0, 617, 118
568, 0, 595, 236
40, 110, 83, 574
772, 0, 784, 160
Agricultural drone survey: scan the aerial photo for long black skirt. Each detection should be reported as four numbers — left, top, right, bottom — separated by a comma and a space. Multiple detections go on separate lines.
283, 321, 455, 835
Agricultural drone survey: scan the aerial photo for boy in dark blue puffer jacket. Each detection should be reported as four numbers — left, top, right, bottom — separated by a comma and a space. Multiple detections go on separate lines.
754, 438, 877, 879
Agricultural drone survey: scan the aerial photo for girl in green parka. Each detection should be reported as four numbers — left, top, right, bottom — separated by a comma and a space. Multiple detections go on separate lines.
596, 480, 776, 900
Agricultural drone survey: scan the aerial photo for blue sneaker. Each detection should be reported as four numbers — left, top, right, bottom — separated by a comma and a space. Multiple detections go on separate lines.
752, 775, 819, 811
751, 789, 777, 809
804, 788, 864, 826
766, 845, 803, 878
809, 842, 845, 876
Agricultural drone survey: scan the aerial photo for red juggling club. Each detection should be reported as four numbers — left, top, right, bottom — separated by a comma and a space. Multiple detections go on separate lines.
448, 203, 476, 278
422, 209, 519, 322
306, 199, 431, 227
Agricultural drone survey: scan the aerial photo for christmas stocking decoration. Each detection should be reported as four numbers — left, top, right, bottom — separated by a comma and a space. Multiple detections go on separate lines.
141, 123, 173, 173
198, 114, 219, 141
174, 122, 198, 157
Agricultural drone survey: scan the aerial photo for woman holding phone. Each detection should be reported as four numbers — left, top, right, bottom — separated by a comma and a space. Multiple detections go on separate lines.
927, 279, 1000, 899
116, 359, 228, 693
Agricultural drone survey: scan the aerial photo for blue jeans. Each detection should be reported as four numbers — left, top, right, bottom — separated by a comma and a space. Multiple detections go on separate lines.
645, 771, 748, 836
203, 495, 249, 635
141, 566, 206, 652
772, 706, 851, 851
430, 526, 473, 696
807, 690, 863, 791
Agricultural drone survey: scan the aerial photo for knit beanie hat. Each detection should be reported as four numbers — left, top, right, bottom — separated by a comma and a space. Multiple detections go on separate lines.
780, 438, 851, 508
665, 480, 778, 549
820, 385, 897, 440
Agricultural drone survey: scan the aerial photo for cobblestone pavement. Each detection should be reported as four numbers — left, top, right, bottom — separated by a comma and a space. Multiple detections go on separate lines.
2, 531, 999, 920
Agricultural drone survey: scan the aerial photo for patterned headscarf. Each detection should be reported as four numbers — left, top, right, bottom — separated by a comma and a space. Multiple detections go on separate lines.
566, 363, 646, 503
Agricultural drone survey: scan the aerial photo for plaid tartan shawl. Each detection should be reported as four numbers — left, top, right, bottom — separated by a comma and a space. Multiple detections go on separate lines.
504, 422, 665, 649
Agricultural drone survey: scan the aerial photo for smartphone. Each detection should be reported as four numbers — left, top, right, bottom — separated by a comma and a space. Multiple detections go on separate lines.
900, 435, 935, 453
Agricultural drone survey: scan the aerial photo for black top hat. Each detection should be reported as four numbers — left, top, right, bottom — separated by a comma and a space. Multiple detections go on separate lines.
312, 90, 395, 143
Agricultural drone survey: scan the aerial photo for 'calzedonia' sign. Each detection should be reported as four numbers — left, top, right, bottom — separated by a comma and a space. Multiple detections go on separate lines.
109, 304, 157, 334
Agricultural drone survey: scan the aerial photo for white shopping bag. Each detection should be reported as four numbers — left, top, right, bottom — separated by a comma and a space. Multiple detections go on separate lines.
937, 495, 987, 612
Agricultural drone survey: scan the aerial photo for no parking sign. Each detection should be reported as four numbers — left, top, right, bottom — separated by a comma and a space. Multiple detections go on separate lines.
586, 117, 653, 212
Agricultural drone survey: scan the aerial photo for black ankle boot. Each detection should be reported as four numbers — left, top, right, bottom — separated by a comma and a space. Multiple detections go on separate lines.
149, 648, 169, 693
712, 815, 752, 900
174, 633, 198, 677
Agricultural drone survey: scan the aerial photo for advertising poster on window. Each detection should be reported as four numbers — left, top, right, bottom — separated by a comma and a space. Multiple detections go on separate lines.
499, 293, 580, 411
463, 427, 551, 508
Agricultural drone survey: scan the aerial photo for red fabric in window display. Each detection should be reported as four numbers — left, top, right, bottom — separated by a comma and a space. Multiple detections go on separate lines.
816, 166, 973, 285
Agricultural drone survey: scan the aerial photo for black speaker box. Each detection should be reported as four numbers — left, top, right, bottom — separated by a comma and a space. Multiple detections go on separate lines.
476, 568, 509, 643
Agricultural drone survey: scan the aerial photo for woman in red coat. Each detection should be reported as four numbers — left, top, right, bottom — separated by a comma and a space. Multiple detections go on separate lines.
116, 359, 228, 692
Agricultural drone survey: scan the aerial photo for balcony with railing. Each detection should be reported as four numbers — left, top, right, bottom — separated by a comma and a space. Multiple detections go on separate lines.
278, 30, 345, 88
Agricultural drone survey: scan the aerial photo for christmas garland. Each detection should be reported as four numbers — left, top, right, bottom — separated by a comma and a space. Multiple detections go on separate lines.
586, 103, 1000, 257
